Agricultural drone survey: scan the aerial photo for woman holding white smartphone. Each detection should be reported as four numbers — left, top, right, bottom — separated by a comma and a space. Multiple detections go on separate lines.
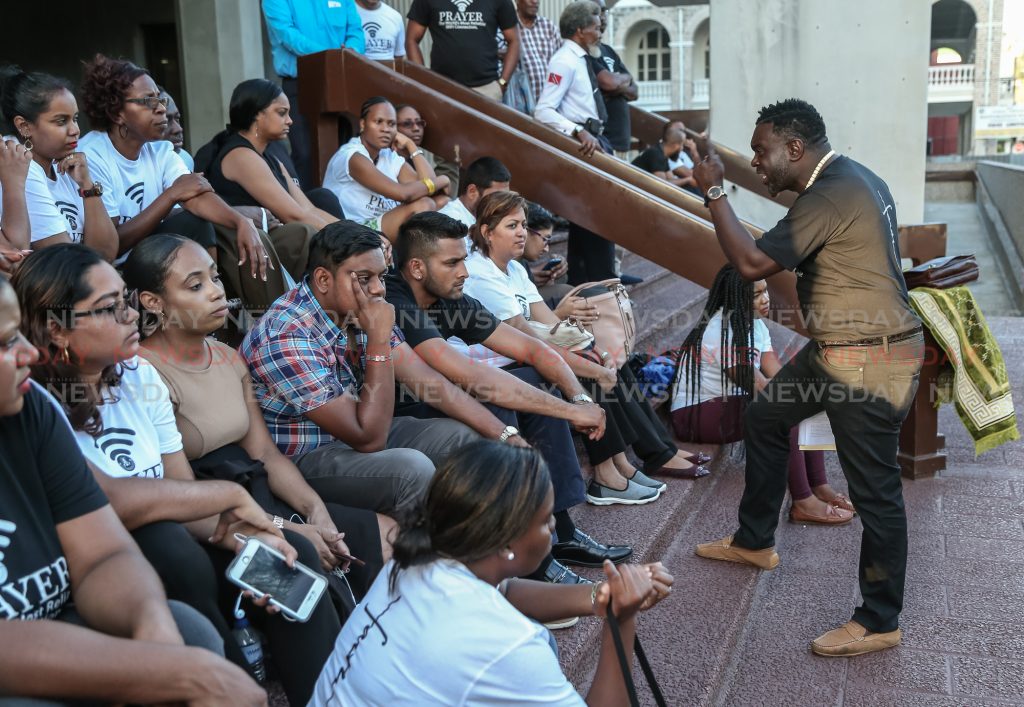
122, 233, 394, 591
12, 244, 340, 707
0, 275, 267, 706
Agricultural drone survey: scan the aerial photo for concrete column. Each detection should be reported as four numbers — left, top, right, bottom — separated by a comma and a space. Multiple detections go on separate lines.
176, 0, 267, 152
710, 0, 930, 225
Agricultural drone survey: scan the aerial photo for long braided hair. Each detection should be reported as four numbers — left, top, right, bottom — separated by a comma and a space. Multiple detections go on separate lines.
672, 264, 756, 436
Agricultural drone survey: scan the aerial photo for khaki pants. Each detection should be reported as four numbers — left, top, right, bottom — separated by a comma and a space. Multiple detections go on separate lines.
214, 221, 315, 315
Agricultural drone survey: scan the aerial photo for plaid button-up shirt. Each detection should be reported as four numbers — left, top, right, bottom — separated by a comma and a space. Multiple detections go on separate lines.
498, 15, 563, 103
240, 280, 403, 457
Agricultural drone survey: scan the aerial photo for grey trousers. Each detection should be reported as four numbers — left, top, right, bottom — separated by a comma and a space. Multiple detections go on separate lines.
0, 600, 222, 706
293, 416, 479, 515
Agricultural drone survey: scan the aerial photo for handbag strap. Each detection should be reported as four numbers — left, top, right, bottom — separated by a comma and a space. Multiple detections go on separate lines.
558, 277, 624, 306
606, 610, 667, 707
605, 610, 640, 707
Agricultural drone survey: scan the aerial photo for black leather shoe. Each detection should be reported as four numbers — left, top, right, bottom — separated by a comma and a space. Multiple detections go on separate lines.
618, 273, 644, 286
542, 559, 593, 585
552, 529, 633, 568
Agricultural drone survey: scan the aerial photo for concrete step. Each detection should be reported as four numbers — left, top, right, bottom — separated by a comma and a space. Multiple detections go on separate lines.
556, 450, 766, 704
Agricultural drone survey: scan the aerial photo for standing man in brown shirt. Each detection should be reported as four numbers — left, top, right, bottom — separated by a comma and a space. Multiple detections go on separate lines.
691, 99, 924, 658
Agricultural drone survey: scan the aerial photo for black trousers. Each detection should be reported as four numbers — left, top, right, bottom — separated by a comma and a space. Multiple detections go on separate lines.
132, 521, 341, 706
397, 365, 587, 514
159, 209, 217, 249
566, 222, 616, 285
306, 186, 345, 220
581, 364, 676, 470
733, 334, 923, 633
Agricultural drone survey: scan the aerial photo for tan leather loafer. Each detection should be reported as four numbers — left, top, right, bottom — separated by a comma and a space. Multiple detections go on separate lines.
695, 534, 779, 570
811, 621, 901, 656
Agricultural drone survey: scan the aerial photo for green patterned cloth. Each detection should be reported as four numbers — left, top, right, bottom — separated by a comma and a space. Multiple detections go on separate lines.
909, 286, 1019, 455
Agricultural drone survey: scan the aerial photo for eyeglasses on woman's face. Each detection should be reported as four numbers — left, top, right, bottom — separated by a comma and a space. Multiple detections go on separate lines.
398, 119, 427, 130
125, 96, 170, 111
526, 227, 551, 243
73, 290, 139, 326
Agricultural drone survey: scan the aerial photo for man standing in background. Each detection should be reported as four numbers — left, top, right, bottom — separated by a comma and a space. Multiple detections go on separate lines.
262, 0, 366, 189
357, 0, 406, 61
589, 0, 636, 159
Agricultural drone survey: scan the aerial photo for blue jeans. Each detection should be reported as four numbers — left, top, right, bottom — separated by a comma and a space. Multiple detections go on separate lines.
733, 333, 924, 633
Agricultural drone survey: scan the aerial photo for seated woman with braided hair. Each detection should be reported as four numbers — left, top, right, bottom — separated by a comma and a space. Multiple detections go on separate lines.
310, 440, 673, 706
322, 96, 449, 244
669, 264, 855, 524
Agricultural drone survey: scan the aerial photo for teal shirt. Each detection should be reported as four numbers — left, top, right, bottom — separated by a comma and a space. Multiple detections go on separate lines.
263, 0, 366, 78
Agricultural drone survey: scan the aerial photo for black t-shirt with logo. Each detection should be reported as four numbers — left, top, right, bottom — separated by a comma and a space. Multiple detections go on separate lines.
385, 270, 501, 347
0, 384, 108, 621
407, 0, 518, 87
589, 44, 631, 151
631, 145, 670, 175
754, 156, 921, 341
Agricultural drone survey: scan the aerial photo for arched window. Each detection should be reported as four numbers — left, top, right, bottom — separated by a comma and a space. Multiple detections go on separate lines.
637, 26, 671, 82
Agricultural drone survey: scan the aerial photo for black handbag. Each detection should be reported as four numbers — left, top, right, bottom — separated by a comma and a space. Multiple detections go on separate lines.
607, 609, 668, 707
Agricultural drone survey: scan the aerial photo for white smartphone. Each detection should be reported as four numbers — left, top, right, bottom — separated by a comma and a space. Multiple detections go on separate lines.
225, 538, 328, 623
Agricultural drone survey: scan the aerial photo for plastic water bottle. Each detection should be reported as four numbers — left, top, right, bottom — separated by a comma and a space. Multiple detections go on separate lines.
232, 617, 266, 683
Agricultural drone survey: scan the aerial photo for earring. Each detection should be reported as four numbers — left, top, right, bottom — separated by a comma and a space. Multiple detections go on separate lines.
118, 124, 129, 140
22, 137, 33, 151
506, 551, 515, 561
159, 311, 168, 330
59, 346, 70, 365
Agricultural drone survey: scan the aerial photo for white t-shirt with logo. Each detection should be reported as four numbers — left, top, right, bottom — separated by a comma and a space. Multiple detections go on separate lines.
0, 160, 119, 244
73, 359, 183, 480
452, 251, 542, 369
80, 131, 188, 224
323, 138, 406, 224
670, 309, 773, 410
357, 3, 406, 60
464, 251, 542, 321
310, 559, 584, 706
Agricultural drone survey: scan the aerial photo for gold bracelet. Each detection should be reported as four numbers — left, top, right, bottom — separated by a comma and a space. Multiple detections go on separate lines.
366, 354, 391, 363
422, 177, 436, 195
590, 581, 601, 609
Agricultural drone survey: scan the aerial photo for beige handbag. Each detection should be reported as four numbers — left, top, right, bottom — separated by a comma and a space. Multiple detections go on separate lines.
526, 317, 595, 351
557, 278, 637, 368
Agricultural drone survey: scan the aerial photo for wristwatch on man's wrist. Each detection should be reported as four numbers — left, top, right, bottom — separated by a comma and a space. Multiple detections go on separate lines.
498, 425, 520, 442
571, 393, 594, 404
704, 184, 726, 208
571, 124, 584, 137
80, 182, 103, 198
498, 77, 508, 88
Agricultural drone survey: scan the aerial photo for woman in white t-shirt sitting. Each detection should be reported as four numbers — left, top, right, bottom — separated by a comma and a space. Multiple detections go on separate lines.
78, 55, 283, 298
669, 264, 855, 525
311, 440, 673, 706
463, 191, 709, 506
0, 66, 118, 260
323, 96, 449, 244
13, 243, 347, 706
